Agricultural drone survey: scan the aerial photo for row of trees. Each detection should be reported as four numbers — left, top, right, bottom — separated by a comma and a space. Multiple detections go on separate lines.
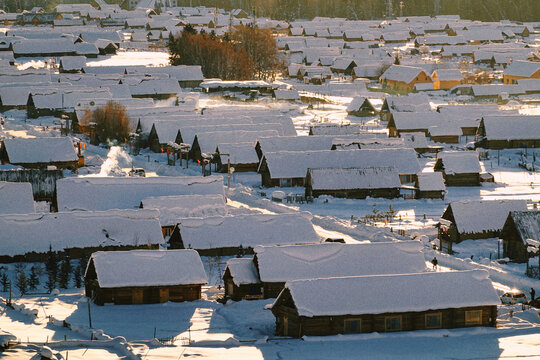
169, 24, 282, 80
1, 247, 87, 296
176, 0, 540, 22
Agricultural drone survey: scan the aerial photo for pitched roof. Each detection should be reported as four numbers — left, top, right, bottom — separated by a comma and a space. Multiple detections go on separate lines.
57, 175, 225, 211
507, 211, 540, 244
436, 151, 481, 174
481, 115, 540, 140
448, 200, 527, 234
263, 149, 421, 179
0, 181, 34, 214
256, 241, 426, 283
308, 167, 401, 190
417, 172, 446, 191
89, 249, 207, 288
177, 214, 321, 250
2, 137, 78, 164
226, 257, 260, 286
279, 270, 499, 317
0, 209, 163, 256
380, 65, 430, 84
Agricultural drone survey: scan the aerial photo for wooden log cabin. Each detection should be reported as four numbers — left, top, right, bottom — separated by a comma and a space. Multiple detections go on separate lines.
224, 241, 426, 301
271, 271, 499, 337
84, 249, 207, 305
501, 211, 540, 263
438, 200, 527, 254
434, 151, 481, 186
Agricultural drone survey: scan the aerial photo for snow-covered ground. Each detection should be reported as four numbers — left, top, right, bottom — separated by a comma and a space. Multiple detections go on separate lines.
3, 47, 540, 358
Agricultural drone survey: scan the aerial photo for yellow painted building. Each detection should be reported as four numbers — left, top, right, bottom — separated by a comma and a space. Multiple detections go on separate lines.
380, 65, 433, 93
503, 60, 540, 84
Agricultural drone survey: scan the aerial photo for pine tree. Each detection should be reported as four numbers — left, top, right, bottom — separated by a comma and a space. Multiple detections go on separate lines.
28, 265, 40, 291
0, 270, 9, 292
45, 245, 58, 293
15, 265, 28, 296
73, 260, 84, 288
59, 256, 72, 289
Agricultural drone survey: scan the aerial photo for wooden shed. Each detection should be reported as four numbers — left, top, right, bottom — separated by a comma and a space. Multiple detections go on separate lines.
475, 115, 540, 149
271, 270, 498, 337
415, 172, 446, 199
84, 249, 207, 305
438, 200, 527, 253
434, 151, 481, 186
501, 211, 540, 263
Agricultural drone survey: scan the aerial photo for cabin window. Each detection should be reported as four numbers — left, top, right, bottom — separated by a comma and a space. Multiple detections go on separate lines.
280, 178, 292, 187
465, 310, 482, 325
425, 312, 442, 329
344, 318, 362, 333
385, 315, 402, 331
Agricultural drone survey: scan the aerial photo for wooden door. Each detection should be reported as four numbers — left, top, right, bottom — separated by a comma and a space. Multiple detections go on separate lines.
283, 316, 288, 336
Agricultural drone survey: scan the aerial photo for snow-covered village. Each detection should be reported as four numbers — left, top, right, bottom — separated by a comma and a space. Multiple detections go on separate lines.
0, 0, 539, 358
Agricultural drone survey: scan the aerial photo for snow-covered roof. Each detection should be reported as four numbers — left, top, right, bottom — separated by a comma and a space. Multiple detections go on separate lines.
141, 194, 227, 226
308, 167, 401, 190
0, 181, 34, 214
2, 137, 78, 164
129, 78, 181, 96
309, 124, 362, 136
508, 211, 540, 244
380, 65, 430, 84
0, 209, 163, 256
257, 136, 334, 155
432, 69, 463, 81
279, 270, 499, 317
417, 172, 446, 192
346, 96, 375, 113
177, 214, 320, 250
216, 142, 259, 165
57, 175, 225, 211
436, 151, 481, 174
383, 94, 431, 113
90, 249, 207, 288
181, 123, 285, 145
263, 149, 421, 179
256, 241, 425, 283
448, 200, 527, 234
11, 38, 76, 55
60, 56, 87, 71
481, 115, 540, 141
194, 130, 279, 155
226, 257, 260, 286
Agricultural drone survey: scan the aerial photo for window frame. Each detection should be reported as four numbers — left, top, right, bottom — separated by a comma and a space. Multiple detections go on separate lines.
465, 310, 482, 325
280, 178, 292, 187
343, 318, 362, 334
425, 312, 442, 329
385, 315, 402, 332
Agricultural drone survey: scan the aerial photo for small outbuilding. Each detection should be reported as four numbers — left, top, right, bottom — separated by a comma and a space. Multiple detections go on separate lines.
500, 211, 540, 263
85, 249, 207, 305
438, 200, 527, 253
271, 270, 499, 337
434, 151, 481, 186
415, 172, 446, 199
0, 137, 79, 170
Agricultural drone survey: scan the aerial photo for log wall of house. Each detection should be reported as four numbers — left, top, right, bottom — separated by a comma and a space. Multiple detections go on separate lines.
308, 188, 400, 200
443, 173, 480, 186
0, 168, 63, 201
501, 218, 529, 263
87, 283, 202, 305
273, 304, 497, 337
